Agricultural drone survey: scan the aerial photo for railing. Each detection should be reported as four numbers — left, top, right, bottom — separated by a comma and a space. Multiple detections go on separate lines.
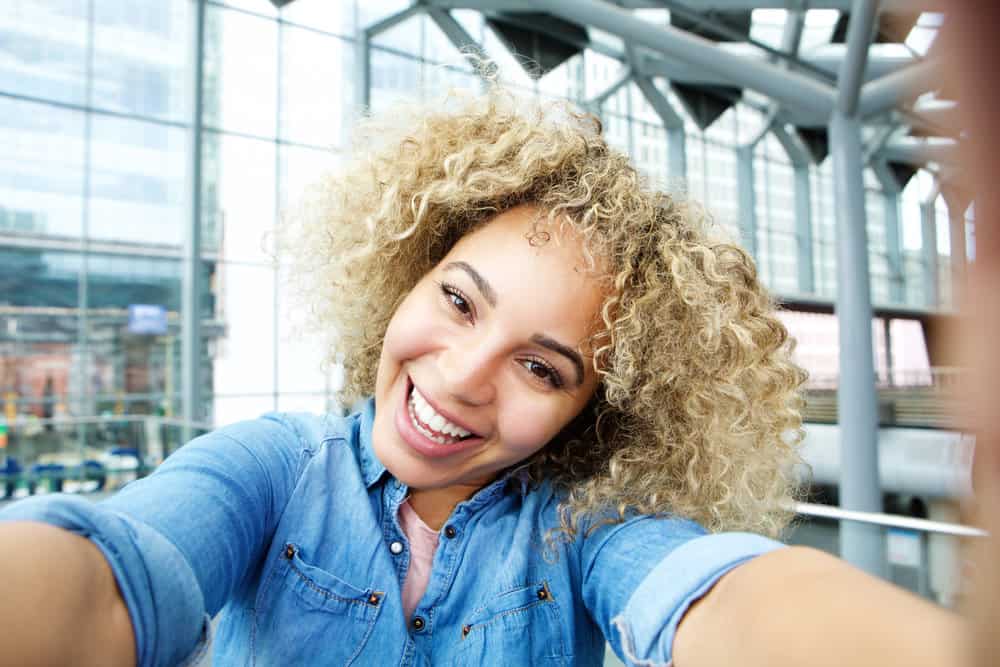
803, 366, 964, 428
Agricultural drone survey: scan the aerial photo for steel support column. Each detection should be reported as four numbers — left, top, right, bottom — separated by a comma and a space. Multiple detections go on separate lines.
944, 192, 967, 311
884, 190, 905, 304
871, 159, 904, 305
829, 0, 883, 576
354, 27, 370, 113
736, 146, 757, 259
920, 196, 940, 308
182, 0, 207, 442
794, 167, 815, 294
829, 111, 884, 576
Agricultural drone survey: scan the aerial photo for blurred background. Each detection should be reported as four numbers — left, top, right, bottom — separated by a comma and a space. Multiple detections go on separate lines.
0, 0, 975, 649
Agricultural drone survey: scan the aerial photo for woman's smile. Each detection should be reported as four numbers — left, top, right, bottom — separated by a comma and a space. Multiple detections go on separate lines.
393, 375, 487, 459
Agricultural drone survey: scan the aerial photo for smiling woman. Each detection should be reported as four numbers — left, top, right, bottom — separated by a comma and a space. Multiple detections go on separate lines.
0, 81, 967, 667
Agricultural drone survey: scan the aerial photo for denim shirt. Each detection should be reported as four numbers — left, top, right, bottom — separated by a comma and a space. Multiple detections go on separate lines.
0, 399, 782, 666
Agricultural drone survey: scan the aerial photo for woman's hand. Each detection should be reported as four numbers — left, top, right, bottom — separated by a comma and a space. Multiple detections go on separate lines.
673, 545, 969, 667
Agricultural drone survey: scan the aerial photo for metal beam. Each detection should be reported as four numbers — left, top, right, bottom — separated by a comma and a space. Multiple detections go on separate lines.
533, 0, 837, 118
837, 0, 879, 116
182, 0, 207, 443
632, 74, 686, 180
880, 138, 959, 168
858, 58, 943, 118
433, 0, 920, 10
426, 7, 495, 79
634, 44, 916, 89
829, 110, 883, 576
771, 124, 811, 167
365, 2, 425, 37
906, 101, 961, 137
587, 66, 633, 109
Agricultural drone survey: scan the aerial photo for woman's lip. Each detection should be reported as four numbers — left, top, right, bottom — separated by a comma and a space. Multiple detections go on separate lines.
406, 376, 482, 438
395, 377, 485, 459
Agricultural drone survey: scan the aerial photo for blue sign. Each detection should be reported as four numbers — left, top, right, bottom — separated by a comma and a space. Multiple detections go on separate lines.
128, 304, 168, 335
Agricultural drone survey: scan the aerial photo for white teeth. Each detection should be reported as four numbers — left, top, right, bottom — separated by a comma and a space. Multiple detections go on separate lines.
408, 385, 473, 443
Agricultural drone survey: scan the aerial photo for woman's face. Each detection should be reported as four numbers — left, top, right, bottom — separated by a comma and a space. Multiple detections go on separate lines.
372, 205, 605, 493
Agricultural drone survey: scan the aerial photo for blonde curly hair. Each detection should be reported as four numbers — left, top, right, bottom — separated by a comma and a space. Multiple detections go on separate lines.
279, 84, 807, 540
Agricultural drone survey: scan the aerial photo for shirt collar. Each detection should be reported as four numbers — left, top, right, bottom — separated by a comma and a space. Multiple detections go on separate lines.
356, 397, 388, 488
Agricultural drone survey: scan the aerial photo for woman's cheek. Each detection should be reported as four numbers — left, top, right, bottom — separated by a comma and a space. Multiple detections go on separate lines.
498, 399, 568, 455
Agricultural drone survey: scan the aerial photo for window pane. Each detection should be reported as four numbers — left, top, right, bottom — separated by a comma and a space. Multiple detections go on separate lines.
201, 132, 276, 264
212, 262, 275, 400
92, 0, 191, 122
280, 27, 352, 148
0, 97, 85, 238
279, 144, 340, 210
0, 0, 89, 106
89, 116, 187, 245
282, 0, 354, 35
203, 6, 278, 137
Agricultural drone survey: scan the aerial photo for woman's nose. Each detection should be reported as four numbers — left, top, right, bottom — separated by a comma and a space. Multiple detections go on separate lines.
439, 346, 497, 407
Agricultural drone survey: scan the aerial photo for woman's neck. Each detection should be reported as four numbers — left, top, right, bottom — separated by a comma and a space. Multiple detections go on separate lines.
406, 483, 483, 531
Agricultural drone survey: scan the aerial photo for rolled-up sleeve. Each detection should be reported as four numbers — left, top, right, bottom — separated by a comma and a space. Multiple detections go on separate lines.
0, 412, 316, 667
580, 515, 784, 666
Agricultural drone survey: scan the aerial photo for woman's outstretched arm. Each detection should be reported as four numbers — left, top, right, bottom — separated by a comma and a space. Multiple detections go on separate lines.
673, 545, 969, 667
0, 521, 136, 667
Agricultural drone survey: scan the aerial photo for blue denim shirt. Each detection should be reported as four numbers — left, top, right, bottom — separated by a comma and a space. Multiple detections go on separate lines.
0, 399, 782, 666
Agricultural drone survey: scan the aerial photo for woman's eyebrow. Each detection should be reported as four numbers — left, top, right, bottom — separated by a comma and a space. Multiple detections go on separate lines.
530, 334, 584, 388
444, 261, 497, 307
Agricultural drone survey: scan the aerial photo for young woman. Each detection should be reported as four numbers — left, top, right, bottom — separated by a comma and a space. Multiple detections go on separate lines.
0, 87, 965, 666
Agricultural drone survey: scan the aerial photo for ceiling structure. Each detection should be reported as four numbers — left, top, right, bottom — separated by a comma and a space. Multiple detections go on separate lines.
408, 0, 957, 194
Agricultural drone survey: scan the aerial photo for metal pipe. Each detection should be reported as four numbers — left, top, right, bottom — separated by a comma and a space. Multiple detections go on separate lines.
837, 0, 879, 115
182, 0, 207, 445
858, 58, 942, 118
533, 0, 837, 117
795, 503, 989, 539
829, 111, 884, 576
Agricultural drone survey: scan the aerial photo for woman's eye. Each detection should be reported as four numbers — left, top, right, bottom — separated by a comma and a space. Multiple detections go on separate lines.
440, 283, 473, 319
522, 359, 564, 389
449, 292, 471, 315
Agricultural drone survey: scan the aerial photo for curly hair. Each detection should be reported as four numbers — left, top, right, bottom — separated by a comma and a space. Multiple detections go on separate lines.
278, 84, 807, 540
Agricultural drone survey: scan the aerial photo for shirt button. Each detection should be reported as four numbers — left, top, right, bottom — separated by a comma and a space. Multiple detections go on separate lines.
411, 616, 425, 631
444, 525, 457, 539
389, 541, 404, 555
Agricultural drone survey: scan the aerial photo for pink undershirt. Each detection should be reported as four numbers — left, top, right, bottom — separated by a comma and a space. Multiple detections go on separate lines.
398, 499, 440, 623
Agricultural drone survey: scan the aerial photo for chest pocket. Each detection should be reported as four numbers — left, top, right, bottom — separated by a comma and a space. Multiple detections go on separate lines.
252, 543, 383, 666
453, 580, 568, 665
